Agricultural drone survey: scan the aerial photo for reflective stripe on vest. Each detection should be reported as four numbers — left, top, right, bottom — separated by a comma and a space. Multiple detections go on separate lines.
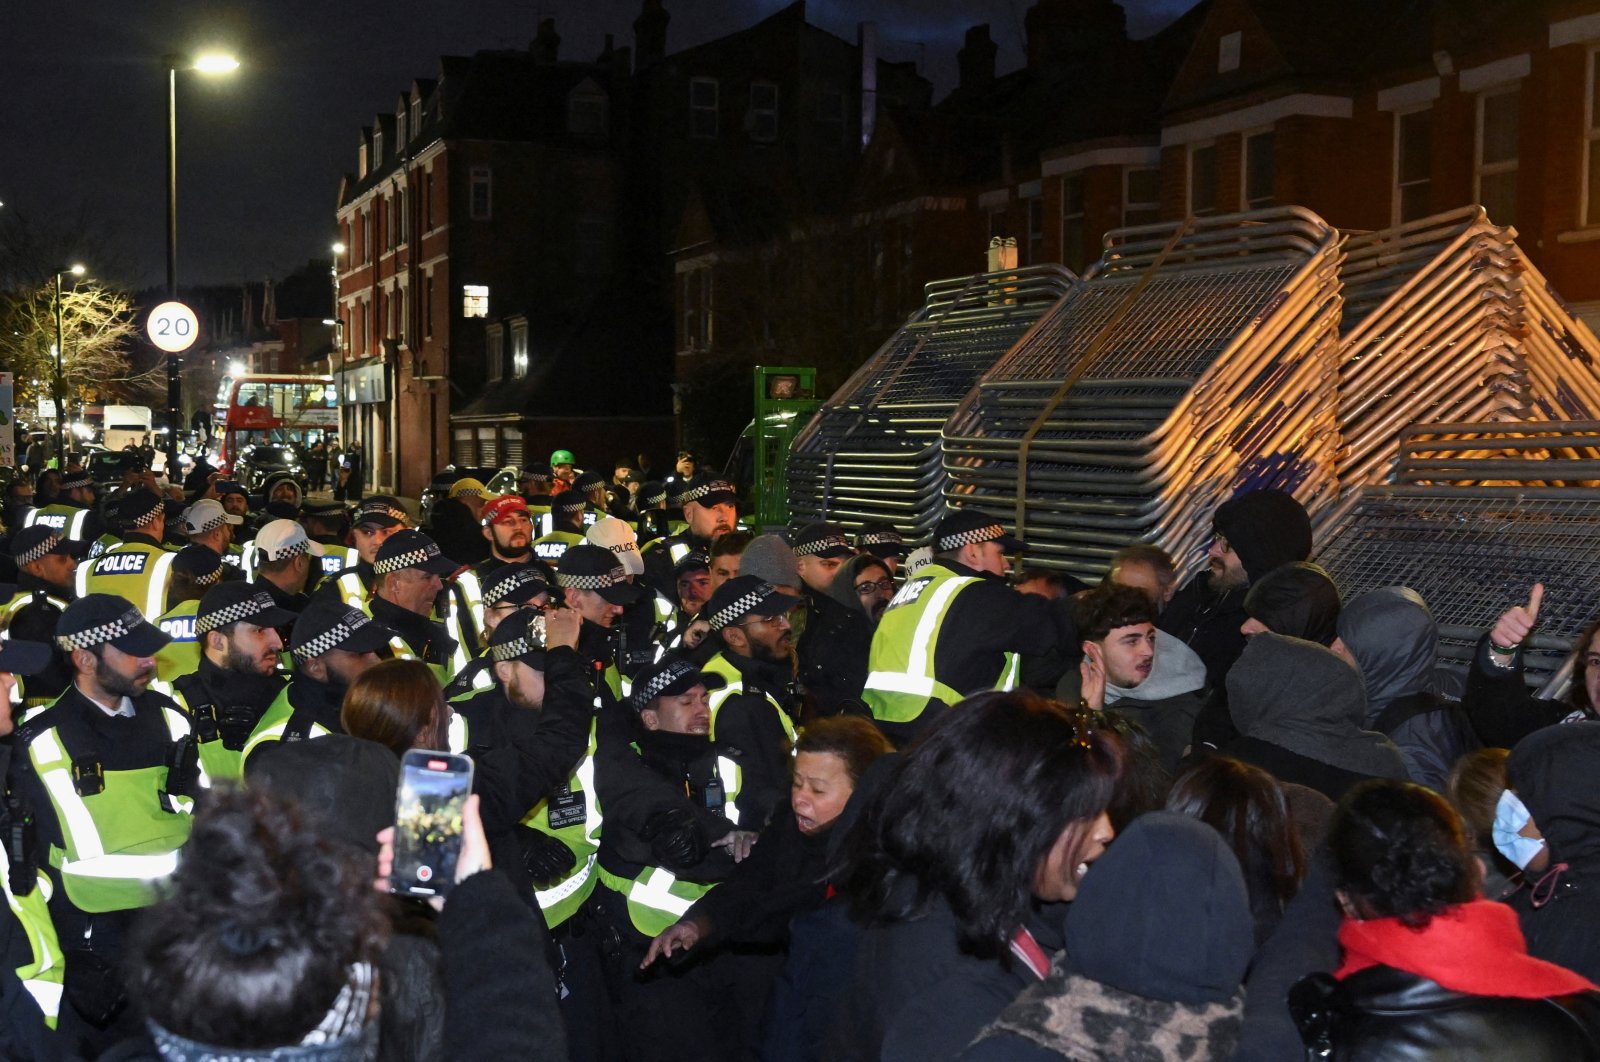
529, 737, 602, 925
336, 571, 366, 608
447, 713, 468, 754
29, 707, 195, 912
595, 862, 715, 938
2, 858, 63, 1026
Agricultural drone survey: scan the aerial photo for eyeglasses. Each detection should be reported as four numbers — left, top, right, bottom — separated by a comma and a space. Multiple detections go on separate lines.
739, 612, 788, 629
854, 579, 895, 596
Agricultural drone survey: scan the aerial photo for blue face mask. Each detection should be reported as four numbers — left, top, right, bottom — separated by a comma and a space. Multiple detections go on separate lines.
1492, 788, 1546, 870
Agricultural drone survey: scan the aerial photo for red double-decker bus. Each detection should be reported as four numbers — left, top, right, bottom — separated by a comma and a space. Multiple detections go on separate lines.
211, 373, 338, 472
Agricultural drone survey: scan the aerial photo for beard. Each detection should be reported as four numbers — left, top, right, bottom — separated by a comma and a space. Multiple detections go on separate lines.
225, 640, 277, 677
95, 654, 152, 698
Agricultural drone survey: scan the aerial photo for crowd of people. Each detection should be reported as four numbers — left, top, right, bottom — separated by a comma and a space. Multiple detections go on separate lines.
0, 444, 1597, 1061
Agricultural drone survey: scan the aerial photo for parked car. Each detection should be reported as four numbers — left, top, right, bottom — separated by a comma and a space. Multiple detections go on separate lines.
234, 444, 309, 494
419, 465, 516, 528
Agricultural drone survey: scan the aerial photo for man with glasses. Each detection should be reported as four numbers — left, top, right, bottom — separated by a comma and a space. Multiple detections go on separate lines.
696, 575, 800, 827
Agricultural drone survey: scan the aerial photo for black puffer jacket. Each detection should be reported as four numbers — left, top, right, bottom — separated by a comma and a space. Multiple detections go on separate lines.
797, 557, 881, 717
1290, 965, 1600, 1061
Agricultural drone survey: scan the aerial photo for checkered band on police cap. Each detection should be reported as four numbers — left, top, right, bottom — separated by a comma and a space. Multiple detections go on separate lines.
860, 530, 904, 547
555, 564, 627, 590
490, 631, 544, 662
372, 538, 443, 575
680, 478, 735, 505
936, 522, 1008, 552
56, 606, 145, 653
59, 471, 94, 491
707, 580, 778, 631
292, 607, 376, 662
641, 485, 667, 506
355, 501, 409, 525
191, 511, 229, 534
123, 495, 162, 528
197, 590, 281, 635
552, 493, 587, 515
17, 532, 64, 568
627, 659, 700, 711
265, 537, 311, 562
521, 467, 552, 483
484, 566, 544, 606
793, 533, 851, 557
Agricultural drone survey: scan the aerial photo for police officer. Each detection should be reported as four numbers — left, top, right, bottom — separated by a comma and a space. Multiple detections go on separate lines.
555, 544, 645, 706
241, 598, 393, 765
15, 596, 200, 1048
300, 499, 354, 588
454, 495, 539, 650
861, 509, 1076, 746
444, 563, 548, 700
592, 655, 756, 1062
519, 466, 554, 528
589, 516, 674, 672
633, 481, 670, 545
318, 495, 410, 608
790, 522, 856, 596
177, 498, 245, 579
573, 470, 610, 515
76, 489, 175, 618
640, 473, 738, 597
856, 521, 908, 577
249, 519, 320, 613
3, 527, 79, 629
167, 583, 295, 782
152, 546, 223, 685
532, 492, 589, 563
368, 529, 468, 684
0, 637, 66, 1046
698, 575, 800, 823
23, 470, 101, 542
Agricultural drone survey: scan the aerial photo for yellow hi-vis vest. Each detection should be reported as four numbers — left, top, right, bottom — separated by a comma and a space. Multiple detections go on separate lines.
862, 564, 1020, 724
24, 504, 90, 541
27, 705, 197, 913
78, 541, 176, 620
699, 653, 795, 826
152, 600, 201, 683
1, 852, 64, 1026
525, 720, 602, 927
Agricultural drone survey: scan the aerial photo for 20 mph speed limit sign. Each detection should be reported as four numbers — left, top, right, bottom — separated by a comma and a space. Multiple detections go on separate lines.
147, 301, 199, 353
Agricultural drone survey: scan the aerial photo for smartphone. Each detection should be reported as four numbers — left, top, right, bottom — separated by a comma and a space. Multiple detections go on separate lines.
390, 749, 475, 899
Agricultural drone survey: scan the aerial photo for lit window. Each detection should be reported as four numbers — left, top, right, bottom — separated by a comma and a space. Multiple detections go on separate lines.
748, 81, 779, 142
1189, 143, 1219, 216
463, 284, 489, 319
1124, 167, 1161, 227
1585, 48, 1600, 226
568, 82, 609, 137
511, 321, 529, 378
690, 78, 719, 139
469, 167, 492, 220
1060, 175, 1087, 273
1394, 107, 1433, 224
1476, 87, 1519, 224
1244, 130, 1275, 210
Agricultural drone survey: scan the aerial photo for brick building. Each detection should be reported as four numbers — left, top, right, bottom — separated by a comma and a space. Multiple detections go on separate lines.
334, 21, 670, 497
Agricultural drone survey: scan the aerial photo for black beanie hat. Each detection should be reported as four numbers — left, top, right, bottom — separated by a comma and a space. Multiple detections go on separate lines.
1211, 489, 1312, 584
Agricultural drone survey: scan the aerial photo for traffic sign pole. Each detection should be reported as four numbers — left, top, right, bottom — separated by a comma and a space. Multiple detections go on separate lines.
148, 300, 197, 483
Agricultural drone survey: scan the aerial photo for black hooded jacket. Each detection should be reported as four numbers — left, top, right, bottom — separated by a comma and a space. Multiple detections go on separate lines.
797, 556, 883, 716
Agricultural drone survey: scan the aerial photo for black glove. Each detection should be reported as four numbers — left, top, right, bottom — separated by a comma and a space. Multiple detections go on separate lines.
517, 825, 578, 886
640, 807, 706, 870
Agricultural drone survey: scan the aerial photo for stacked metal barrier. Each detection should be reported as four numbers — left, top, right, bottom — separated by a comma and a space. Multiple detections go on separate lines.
1315, 421, 1600, 691
939, 207, 1345, 578
786, 265, 1074, 538
1337, 207, 1600, 490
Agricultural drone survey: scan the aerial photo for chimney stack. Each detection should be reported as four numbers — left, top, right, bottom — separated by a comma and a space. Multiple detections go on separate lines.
958, 25, 998, 89
532, 17, 560, 63
635, 0, 670, 70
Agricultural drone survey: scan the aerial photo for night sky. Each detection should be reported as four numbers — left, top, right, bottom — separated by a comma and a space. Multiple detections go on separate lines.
2, 0, 1197, 290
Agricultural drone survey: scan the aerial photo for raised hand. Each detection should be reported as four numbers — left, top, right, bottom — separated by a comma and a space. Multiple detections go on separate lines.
1490, 582, 1543, 654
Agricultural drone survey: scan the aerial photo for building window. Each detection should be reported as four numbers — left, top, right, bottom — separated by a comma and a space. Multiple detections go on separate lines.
748, 81, 779, 142
385, 195, 397, 250
453, 428, 475, 466
372, 129, 383, 162
1586, 48, 1600, 226
679, 267, 712, 353
463, 284, 489, 319
1393, 107, 1433, 225
690, 78, 719, 139
396, 287, 407, 346
1189, 142, 1219, 216
1060, 175, 1087, 273
1124, 166, 1161, 227
568, 83, 609, 138
424, 273, 434, 337
469, 167, 492, 220
1244, 130, 1276, 209
1025, 195, 1044, 266
1476, 87, 1520, 225
361, 210, 372, 262
486, 325, 504, 382
410, 97, 422, 139
424, 170, 435, 231
511, 320, 529, 378
988, 206, 1010, 241
396, 109, 407, 146
395, 187, 407, 245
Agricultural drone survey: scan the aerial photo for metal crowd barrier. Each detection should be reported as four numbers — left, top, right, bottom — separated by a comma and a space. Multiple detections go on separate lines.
786, 265, 1075, 537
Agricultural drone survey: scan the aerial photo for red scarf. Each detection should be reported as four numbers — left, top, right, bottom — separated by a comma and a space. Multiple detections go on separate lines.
1336, 899, 1595, 999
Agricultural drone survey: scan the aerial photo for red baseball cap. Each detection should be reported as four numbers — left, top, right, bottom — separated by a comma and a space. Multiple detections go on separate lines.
481, 494, 531, 527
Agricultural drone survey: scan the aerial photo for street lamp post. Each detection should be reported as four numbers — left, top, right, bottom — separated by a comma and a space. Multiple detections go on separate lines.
51, 264, 86, 462
162, 50, 238, 480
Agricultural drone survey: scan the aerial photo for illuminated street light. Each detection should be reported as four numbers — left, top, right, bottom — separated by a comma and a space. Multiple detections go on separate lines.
163, 49, 239, 475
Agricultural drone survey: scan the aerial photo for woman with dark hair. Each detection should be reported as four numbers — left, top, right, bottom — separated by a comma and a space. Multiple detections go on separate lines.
1166, 756, 1309, 948
1290, 778, 1600, 1060
341, 658, 451, 755
826, 690, 1125, 1062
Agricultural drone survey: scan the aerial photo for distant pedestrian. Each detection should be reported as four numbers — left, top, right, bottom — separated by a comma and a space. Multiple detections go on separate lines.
308, 439, 329, 492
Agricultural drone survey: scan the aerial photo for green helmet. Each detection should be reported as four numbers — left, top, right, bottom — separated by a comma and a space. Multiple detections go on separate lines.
550, 449, 575, 466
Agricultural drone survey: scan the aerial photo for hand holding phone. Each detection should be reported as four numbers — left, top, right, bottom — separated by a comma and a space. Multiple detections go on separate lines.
387, 750, 476, 901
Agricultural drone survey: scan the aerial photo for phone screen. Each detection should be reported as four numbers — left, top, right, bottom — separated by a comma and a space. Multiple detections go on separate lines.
391, 749, 474, 899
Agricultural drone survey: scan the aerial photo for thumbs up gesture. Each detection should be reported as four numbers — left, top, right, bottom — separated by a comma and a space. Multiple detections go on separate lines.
1490, 583, 1543, 656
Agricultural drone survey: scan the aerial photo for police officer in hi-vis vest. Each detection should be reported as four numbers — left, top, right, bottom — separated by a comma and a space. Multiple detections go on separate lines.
366, 530, 469, 686
23, 469, 101, 543
75, 489, 176, 620
3, 527, 80, 630
861, 509, 1077, 747
317, 495, 411, 609
640, 473, 738, 599
15, 595, 202, 1049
